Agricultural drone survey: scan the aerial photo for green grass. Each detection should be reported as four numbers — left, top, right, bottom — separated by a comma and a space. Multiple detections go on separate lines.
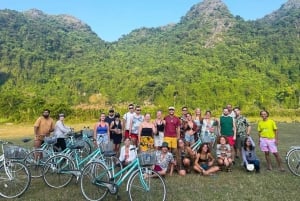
3, 123, 300, 201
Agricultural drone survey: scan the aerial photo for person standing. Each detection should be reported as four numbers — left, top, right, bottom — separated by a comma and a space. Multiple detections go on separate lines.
164, 106, 181, 153
123, 104, 135, 139
33, 109, 55, 148
201, 110, 218, 148
53, 113, 71, 151
93, 113, 110, 148
233, 107, 251, 159
129, 106, 144, 147
219, 108, 236, 163
153, 110, 165, 149
138, 113, 156, 152
110, 113, 123, 156
258, 110, 284, 171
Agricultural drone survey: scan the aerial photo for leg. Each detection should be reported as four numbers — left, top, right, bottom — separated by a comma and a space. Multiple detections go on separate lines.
273, 152, 284, 171
264, 151, 272, 170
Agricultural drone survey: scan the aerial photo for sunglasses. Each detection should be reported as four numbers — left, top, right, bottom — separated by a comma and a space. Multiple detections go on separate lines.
136, 109, 141, 111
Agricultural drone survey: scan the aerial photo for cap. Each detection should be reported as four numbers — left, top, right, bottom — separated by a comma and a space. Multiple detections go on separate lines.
246, 164, 254, 171
168, 106, 175, 110
161, 142, 169, 149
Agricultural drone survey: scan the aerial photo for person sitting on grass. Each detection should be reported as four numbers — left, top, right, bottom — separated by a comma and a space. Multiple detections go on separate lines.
194, 143, 219, 175
175, 138, 196, 176
242, 136, 260, 173
216, 136, 233, 172
119, 138, 136, 167
153, 142, 175, 176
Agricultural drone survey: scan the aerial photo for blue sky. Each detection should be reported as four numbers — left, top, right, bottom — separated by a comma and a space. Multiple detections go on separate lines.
0, 0, 287, 42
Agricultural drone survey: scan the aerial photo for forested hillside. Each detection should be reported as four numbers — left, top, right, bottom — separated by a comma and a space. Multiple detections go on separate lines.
0, 0, 299, 122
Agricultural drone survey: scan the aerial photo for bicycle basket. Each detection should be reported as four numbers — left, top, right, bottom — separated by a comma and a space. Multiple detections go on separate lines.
44, 136, 57, 144
4, 144, 28, 159
138, 151, 157, 166
68, 139, 85, 149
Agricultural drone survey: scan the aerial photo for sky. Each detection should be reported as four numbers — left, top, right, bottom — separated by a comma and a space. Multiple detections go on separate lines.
0, 0, 287, 42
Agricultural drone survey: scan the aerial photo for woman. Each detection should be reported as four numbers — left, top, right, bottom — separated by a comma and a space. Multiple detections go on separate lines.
183, 113, 197, 146
153, 110, 165, 149
194, 143, 219, 175
176, 138, 196, 176
216, 136, 233, 172
201, 110, 218, 148
53, 113, 71, 151
93, 113, 110, 149
119, 138, 136, 167
193, 108, 202, 142
110, 113, 123, 156
138, 113, 156, 152
242, 136, 260, 173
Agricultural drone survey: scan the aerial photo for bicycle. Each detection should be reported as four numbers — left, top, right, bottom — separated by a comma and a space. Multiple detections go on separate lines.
42, 136, 122, 189
24, 130, 92, 178
0, 140, 31, 199
80, 148, 167, 201
286, 146, 300, 176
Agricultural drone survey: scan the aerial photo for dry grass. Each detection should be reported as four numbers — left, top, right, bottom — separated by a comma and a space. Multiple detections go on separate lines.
1, 122, 300, 201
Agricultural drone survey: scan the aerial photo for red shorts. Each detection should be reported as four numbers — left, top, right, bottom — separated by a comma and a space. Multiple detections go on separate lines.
227, 136, 235, 146
124, 130, 130, 139
130, 133, 138, 140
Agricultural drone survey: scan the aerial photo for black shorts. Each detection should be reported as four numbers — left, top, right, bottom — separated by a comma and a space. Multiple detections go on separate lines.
112, 133, 122, 144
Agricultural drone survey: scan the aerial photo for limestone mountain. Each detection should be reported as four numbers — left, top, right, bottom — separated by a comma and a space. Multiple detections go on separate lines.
0, 0, 299, 121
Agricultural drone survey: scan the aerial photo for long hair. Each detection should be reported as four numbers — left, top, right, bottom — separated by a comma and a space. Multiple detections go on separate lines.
197, 143, 210, 154
243, 137, 254, 151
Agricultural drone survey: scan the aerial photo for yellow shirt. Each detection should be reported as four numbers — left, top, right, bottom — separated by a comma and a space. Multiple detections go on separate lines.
257, 119, 277, 139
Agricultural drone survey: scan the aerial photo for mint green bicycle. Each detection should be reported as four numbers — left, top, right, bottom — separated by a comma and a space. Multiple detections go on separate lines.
80, 148, 167, 201
42, 136, 122, 189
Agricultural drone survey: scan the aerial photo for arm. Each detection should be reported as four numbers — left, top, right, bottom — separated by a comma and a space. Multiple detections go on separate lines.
232, 118, 236, 140
248, 136, 255, 147
138, 123, 143, 145
106, 123, 110, 141
207, 153, 215, 166
241, 148, 248, 165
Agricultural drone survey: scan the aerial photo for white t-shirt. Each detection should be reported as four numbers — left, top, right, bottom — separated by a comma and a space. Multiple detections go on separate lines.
123, 112, 135, 130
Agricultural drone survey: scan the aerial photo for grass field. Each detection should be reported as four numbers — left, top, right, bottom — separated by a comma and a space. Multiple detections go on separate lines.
0, 122, 300, 201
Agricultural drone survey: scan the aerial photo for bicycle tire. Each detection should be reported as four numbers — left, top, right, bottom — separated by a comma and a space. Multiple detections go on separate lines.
0, 161, 31, 199
42, 154, 75, 188
127, 167, 166, 201
104, 156, 123, 183
81, 140, 92, 158
287, 148, 300, 176
24, 149, 50, 178
80, 161, 110, 201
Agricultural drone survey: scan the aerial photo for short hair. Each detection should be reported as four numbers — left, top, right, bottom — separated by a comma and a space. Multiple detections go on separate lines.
43, 109, 50, 113
260, 110, 269, 117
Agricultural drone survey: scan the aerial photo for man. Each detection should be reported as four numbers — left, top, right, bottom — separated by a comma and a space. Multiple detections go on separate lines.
129, 105, 144, 147
33, 109, 55, 148
258, 110, 284, 171
164, 106, 181, 153
219, 108, 236, 163
105, 108, 115, 141
234, 107, 251, 159
105, 108, 115, 126
180, 106, 188, 139
123, 104, 135, 140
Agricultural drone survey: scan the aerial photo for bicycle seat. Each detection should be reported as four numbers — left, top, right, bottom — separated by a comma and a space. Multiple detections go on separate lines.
68, 144, 85, 150
22, 138, 32, 143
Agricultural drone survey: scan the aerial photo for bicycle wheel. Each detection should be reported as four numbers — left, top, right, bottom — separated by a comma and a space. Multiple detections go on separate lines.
43, 154, 75, 188
128, 167, 166, 201
24, 149, 50, 178
287, 148, 300, 176
0, 161, 31, 199
104, 156, 123, 182
80, 161, 110, 201
81, 140, 92, 158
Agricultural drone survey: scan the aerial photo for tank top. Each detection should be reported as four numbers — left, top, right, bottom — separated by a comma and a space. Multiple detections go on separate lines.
97, 123, 108, 134
156, 120, 165, 132
141, 127, 153, 137
198, 153, 209, 163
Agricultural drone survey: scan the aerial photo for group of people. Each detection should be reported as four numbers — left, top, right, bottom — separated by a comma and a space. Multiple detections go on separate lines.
32, 104, 285, 177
